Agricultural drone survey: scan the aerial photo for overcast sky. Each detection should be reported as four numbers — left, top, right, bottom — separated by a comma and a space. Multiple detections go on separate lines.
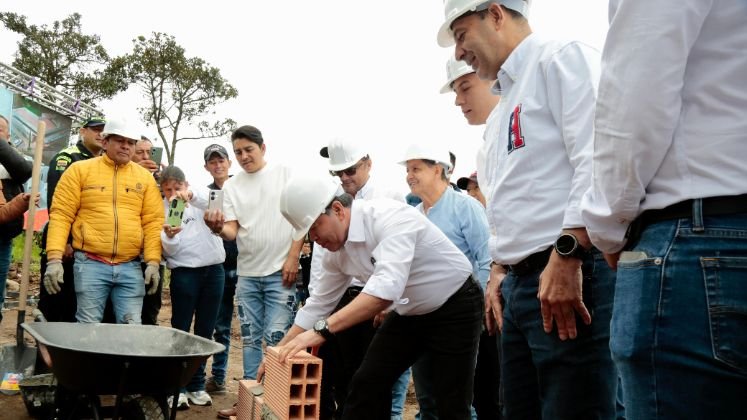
1, 1, 609, 192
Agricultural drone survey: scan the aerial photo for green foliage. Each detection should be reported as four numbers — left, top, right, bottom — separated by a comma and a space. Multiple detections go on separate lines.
0, 12, 126, 107
117, 32, 238, 164
11, 233, 42, 273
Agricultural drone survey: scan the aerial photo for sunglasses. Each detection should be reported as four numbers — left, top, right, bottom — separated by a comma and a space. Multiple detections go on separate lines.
329, 157, 368, 178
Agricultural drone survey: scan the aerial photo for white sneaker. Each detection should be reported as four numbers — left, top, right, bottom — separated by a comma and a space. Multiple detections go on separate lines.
167, 392, 190, 410
186, 390, 212, 406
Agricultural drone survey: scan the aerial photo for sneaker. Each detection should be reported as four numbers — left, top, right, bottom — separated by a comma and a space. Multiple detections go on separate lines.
205, 377, 227, 395
186, 390, 212, 406
167, 392, 189, 410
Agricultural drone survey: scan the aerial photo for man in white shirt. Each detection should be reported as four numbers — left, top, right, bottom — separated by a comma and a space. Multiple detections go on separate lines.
580, 1, 747, 418
438, 1, 617, 418
205, 125, 303, 417
314, 137, 408, 419
408, 58, 500, 420
269, 174, 483, 420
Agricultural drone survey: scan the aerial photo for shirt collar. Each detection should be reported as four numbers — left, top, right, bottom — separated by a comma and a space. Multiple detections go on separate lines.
355, 177, 372, 199
493, 33, 539, 95
345, 200, 366, 243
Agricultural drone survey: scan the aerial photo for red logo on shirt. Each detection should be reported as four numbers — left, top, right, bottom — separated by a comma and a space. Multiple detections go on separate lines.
507, 104, 525, 154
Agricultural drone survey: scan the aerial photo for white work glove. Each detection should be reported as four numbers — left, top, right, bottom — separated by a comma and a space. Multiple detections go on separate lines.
43, 260, 64, 295
144, 263, 160, 296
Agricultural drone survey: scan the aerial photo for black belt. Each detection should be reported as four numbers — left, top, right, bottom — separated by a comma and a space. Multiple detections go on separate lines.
502, 247, 552, 276
627, 194, 747, 247
345, 286, 363, 298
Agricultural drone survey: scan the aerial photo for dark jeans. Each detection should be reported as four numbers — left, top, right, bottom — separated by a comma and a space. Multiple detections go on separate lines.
319, 287, 378, 420
473, 330, 502, 420
343, 277, 483, 420
413, 328, 501, 420
501, 250, 617, 420
141, 263, 164, 325
211, 266, 237, 384
38, 253, 78, 322
170, 264, 224, 392
612, 212, 747, 420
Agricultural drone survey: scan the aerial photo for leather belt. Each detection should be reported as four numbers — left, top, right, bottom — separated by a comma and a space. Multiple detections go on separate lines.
503, 247, 552, 276
627, 194, 747, 247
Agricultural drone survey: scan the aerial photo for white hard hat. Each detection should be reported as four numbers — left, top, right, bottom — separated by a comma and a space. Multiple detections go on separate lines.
440, 57, 475, 94
279, 174, 341, 241
399, 143, 453, 172
437, 0, 531, 48
320, 138, 368, 172
101, 117, 140, 141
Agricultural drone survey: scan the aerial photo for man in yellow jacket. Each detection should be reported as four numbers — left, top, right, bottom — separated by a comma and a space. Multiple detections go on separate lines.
44, 118, 164, 324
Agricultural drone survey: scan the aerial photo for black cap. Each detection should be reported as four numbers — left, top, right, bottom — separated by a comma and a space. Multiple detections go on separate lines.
456, 171, 478, 190
204, 144, 230, 162
82, 116, 106, 128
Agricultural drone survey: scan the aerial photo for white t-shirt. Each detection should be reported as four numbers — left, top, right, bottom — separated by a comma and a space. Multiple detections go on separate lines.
223, 162, 295, 277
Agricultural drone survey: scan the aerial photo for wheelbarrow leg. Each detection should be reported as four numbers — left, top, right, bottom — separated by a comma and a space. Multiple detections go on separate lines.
112, 361, 130, 420
169, 361, 187, 420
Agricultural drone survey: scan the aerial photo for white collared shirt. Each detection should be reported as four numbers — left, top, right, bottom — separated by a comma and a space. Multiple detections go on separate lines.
294, 199, 473, 330
481, 34, 600, 264
581, 0, 747, 253
309, 177, 405, 291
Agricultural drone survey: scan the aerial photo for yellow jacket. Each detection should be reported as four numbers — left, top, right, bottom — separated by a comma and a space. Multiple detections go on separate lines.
47, 155, 164, 264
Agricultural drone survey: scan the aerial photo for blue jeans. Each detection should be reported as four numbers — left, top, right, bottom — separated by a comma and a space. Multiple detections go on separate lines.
211, 266, 237, 384
170, 264, 224, 392
236, 271, 295, 379
390, 368, 410, 420
73, 252, 145, 324
611, 210, 747, 420
501, 250, 617, 419
0, 236, 12, 318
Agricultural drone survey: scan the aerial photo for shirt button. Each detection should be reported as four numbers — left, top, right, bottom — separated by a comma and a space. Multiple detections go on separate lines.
654, 257, 663, 265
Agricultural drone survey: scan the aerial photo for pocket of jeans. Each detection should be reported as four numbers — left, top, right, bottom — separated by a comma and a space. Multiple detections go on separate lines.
701, 256, 747, 373
610, 256, 664, 361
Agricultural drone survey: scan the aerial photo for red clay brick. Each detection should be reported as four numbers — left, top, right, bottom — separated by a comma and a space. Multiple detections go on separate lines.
264, 346, 322, 420
237, 379, 260, 420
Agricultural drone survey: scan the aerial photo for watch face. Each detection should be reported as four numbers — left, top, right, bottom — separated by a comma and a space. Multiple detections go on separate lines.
314, 319, 326, 331
556, 234, 578, 255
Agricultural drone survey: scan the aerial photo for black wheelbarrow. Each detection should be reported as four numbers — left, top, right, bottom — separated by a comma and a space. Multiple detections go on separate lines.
21, 322, 225, 420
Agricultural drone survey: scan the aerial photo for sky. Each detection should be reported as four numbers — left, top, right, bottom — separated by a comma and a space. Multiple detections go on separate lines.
1, 1, 609, 193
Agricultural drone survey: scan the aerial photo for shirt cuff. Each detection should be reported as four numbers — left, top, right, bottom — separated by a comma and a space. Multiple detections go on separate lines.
293, 307, 317, 331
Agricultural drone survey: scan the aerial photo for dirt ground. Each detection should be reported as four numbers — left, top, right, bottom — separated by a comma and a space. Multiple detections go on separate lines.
0, 272, 419, 419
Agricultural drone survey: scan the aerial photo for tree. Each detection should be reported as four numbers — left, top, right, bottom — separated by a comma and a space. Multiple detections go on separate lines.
0, 12, 125, 107
116, 32, 238, 164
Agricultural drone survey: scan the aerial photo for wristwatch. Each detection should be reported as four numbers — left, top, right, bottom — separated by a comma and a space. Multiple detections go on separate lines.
313, 319, 334, 340
554, 233, 589, 260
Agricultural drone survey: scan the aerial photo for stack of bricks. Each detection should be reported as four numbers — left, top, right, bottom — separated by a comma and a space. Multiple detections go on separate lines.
263, 346, 322, 420
236, 379, 266, 420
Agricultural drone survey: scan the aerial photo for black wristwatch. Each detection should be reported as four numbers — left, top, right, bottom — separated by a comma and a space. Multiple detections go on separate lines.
554, 233, 589, 260
313, 319, 334, 340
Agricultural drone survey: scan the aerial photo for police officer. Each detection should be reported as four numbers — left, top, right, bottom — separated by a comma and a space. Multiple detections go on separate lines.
38, 116, 105, 322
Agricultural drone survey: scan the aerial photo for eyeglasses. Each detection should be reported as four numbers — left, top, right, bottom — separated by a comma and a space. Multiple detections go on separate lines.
329, 157, 368, 178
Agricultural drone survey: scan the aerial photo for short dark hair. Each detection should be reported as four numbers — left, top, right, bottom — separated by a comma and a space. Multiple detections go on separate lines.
325, 193, 354, 212
160, 166, 186, 184
231, 125, 264, 147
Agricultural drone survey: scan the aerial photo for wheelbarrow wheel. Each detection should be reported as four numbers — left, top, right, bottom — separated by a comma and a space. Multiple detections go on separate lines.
121, 396, 168, 420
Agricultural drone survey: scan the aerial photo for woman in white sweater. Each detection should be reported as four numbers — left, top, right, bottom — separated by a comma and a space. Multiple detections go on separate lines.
160, 166, 225, 409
